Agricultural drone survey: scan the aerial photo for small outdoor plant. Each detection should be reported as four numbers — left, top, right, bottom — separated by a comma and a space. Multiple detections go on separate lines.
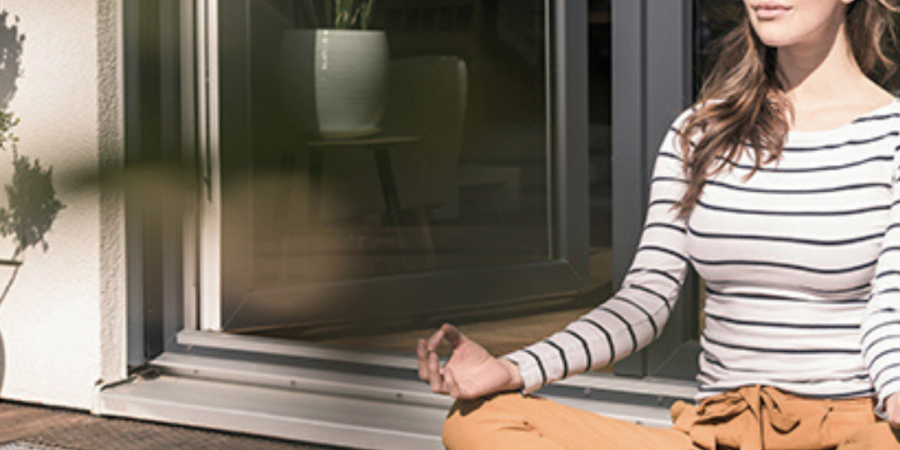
294, 0, 376, 30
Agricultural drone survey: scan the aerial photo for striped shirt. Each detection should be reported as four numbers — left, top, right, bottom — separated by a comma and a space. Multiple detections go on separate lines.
507, 99, 900, 408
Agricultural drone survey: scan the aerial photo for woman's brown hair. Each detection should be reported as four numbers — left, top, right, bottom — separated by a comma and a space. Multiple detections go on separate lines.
674, 0, 900, 218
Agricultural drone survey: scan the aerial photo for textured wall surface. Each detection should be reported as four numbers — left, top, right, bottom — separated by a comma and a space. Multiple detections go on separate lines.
0, 0, 126, 409
96, 0, 127, 403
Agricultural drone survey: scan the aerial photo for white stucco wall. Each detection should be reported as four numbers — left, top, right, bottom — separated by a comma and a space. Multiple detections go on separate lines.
0, 0, 126, 409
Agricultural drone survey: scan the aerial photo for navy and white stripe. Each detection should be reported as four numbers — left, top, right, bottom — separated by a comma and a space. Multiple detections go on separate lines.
508, 99, 900, 403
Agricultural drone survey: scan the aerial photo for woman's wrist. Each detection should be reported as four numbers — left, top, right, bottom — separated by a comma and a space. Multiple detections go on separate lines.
499, 358, 525, 392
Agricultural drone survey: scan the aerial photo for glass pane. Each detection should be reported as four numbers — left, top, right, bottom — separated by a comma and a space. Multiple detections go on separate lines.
216, 0, 609, 357
588, 0, 612, 282
246, 0, 550, 288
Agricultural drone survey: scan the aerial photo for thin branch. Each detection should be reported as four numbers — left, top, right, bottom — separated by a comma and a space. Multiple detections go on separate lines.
0, 263, 19, 306
0, 248, 22, 306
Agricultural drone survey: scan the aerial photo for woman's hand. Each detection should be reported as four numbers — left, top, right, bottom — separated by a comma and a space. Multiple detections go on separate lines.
887, 393, 900, 428
417, 323, 524, 400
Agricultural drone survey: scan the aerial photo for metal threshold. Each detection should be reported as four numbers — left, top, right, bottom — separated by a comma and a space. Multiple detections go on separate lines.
97, 375, 447, 450
96, 351, 689, 450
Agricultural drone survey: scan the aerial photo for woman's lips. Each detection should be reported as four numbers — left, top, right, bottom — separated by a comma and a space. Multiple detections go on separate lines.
754, 4, 792, 20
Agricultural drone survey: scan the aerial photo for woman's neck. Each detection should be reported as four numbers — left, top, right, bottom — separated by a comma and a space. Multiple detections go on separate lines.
776, 19, 892, 130
777, 20, 866, 106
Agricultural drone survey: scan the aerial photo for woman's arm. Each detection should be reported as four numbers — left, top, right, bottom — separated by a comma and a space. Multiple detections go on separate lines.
418, 119, 692, 398
861, 132, 900, 425
504, 125, 691, 393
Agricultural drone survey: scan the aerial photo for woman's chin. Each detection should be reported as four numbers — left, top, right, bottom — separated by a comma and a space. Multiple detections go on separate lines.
752, 27, 800, 49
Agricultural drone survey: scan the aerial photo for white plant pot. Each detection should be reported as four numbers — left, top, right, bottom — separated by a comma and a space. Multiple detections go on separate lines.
281, 29, 389, 139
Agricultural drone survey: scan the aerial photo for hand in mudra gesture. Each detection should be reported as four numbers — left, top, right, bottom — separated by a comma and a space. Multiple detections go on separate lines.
417, 323, 524, 400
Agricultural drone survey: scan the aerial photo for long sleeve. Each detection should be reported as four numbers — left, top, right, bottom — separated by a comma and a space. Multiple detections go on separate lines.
861, 135, 900, 413
506, 125, 691, 393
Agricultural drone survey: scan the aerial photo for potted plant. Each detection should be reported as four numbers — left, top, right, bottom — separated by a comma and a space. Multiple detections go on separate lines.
281, 0, 389, 139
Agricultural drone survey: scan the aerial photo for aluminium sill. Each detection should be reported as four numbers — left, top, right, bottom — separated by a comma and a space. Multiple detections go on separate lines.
98, 375, 448, 450
176, 330, 421, 370
96, 352, 684, 450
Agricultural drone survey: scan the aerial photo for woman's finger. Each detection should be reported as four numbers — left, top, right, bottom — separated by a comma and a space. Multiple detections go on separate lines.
428, 352, 445, 393
444, 366, 461, 399
426, 326, 446, 352
416, 339, 430, 381
441, 323, 463, 348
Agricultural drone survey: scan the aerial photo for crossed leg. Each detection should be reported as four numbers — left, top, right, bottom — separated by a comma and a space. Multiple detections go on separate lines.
442, 393, 695, 450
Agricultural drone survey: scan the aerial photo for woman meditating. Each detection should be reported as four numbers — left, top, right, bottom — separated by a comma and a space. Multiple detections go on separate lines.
418, 1, 900, 449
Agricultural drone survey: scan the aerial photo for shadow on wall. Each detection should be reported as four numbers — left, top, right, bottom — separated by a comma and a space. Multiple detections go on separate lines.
0, 10, 22, 111
0, 10, 64, 392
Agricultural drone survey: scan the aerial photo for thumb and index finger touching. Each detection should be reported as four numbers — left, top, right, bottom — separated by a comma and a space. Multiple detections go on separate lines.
426, 323, 466, 351
417, 323, 466, 385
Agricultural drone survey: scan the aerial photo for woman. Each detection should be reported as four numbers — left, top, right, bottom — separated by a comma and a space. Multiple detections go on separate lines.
418, 1, 900, 449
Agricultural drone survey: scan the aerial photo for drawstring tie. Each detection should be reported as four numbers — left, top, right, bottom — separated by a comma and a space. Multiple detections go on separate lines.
680, 385, 801, 450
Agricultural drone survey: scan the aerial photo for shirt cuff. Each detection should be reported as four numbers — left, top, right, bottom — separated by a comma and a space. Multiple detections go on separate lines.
504, 350, 544, 394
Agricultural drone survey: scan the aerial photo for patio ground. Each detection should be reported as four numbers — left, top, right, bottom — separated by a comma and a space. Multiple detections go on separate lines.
0, 401, 339, 450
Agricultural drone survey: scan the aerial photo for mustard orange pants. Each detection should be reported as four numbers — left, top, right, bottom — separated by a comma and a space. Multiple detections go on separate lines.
442, 386, 900, 450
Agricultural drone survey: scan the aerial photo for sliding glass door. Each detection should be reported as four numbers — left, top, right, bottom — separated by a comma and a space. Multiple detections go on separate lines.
131, 0, 710, 383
